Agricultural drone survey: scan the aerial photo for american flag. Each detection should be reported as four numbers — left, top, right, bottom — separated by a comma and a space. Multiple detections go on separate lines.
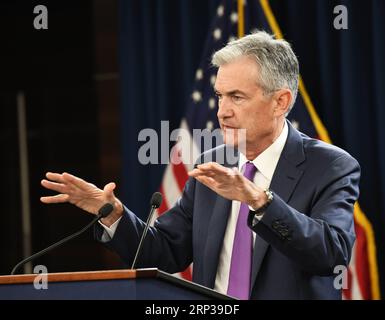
155, 0, 380, 299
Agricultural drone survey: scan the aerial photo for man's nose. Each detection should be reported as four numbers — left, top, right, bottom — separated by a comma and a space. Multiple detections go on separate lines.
217, 97, 233, 119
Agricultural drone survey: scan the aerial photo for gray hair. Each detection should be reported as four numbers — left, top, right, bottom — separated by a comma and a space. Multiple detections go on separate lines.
212, 31, 299, 112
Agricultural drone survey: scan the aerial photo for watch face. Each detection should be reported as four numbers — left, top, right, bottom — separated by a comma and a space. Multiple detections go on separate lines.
265, 190, 273, 202
254, 210, 265, 217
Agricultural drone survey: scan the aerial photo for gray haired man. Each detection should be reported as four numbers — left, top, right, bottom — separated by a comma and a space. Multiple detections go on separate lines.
41, 31, 360, 299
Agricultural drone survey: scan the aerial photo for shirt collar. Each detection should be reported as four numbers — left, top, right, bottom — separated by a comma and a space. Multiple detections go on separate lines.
239, 121, 288, 181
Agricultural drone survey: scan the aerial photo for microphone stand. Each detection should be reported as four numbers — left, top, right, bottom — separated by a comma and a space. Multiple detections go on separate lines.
131, 192, 162, 269
11, 203, 113, 275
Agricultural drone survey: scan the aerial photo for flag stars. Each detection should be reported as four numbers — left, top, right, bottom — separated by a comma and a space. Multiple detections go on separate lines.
206, 121, 214, 131
213, 28, 222, 40
210, 75, 216, 86
195, 69, 203, 80
228, 35, 236, 42
209, 98, 216, 110
217, 5, 224, 17
192, 90, 202, 103
230, 12, 238, 24
291, 120, 300, 129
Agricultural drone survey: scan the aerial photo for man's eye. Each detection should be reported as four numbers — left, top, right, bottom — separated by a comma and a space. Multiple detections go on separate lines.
216, 93, 222, 100
232, 95, 243, 103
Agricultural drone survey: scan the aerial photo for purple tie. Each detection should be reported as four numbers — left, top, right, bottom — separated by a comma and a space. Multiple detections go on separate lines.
227, 162, 257, 299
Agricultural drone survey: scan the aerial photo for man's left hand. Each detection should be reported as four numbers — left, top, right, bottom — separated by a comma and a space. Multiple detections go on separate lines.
188, 162, 267, 209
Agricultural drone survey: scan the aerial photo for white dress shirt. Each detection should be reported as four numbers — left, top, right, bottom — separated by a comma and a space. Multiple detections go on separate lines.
214, 121, 288, 294
99, 217, 121, 242
99, 122, 288, 295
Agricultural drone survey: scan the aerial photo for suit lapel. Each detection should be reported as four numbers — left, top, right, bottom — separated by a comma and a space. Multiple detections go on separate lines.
251, 121, 305, 289
203, 145, 238, 288
203, 194, 232, 288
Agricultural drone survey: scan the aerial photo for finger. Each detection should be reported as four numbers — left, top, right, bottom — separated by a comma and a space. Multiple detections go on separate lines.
62, 172, 90, 191
188, 168, 216, 178
197, 168, 237, 182
46, 172, 65, 183
232, 167, 240, 174
40, 194, 69, 204
198, 162, 226, 171
195, 176, 216, 188
103, 182, 116, 198
199, 171, 217, 178
188, 169, 202, 177
41, 179, 69, 194
232, 167, 244, 180
197, 162, 229, 175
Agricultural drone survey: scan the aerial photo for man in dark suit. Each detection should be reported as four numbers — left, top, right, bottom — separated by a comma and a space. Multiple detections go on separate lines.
41, 31, 360, 299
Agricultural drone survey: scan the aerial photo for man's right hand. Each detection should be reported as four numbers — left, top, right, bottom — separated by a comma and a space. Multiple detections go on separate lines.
40, 172, 123, 227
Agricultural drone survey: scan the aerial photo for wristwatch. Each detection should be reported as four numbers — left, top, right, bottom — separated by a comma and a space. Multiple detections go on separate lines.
253, 189, 274, 216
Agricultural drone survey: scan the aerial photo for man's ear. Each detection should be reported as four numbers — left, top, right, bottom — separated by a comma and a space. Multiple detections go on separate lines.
273, 89, 292, 116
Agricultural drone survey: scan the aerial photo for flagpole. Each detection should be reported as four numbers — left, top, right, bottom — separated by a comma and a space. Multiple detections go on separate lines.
237, 0, 245, 38
17, 91, 32, 274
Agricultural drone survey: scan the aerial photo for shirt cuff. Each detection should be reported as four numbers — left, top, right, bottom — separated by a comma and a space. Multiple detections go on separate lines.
248, 205, 264, 224
98, 216, 122, 241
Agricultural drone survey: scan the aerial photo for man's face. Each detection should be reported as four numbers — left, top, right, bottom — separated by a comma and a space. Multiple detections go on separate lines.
214, 56, 277, 151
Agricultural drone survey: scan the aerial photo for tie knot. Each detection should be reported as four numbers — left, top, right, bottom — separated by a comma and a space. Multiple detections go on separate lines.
243, 162, 257, 181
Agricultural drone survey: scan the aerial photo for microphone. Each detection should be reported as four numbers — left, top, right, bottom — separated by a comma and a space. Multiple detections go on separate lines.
131, 192, 162, 269
11, 203, 114, 275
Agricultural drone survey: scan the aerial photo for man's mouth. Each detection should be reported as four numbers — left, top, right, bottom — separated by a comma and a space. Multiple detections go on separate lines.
222, 125, 237, 130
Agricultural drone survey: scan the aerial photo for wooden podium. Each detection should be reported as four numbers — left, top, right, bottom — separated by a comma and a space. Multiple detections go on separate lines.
0, 268, 233, 300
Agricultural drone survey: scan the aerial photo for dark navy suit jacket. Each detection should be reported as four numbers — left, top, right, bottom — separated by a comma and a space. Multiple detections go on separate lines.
95, 121, 360, 299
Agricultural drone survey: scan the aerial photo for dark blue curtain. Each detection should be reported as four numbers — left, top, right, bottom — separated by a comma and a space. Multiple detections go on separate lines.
270, 0, 385, 296
119, 0, 385, 296
119, 0, 221, 217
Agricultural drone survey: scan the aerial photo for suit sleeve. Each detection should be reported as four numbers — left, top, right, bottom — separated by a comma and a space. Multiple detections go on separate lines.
249, 154, 360, 276
94, 177, 196, 273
